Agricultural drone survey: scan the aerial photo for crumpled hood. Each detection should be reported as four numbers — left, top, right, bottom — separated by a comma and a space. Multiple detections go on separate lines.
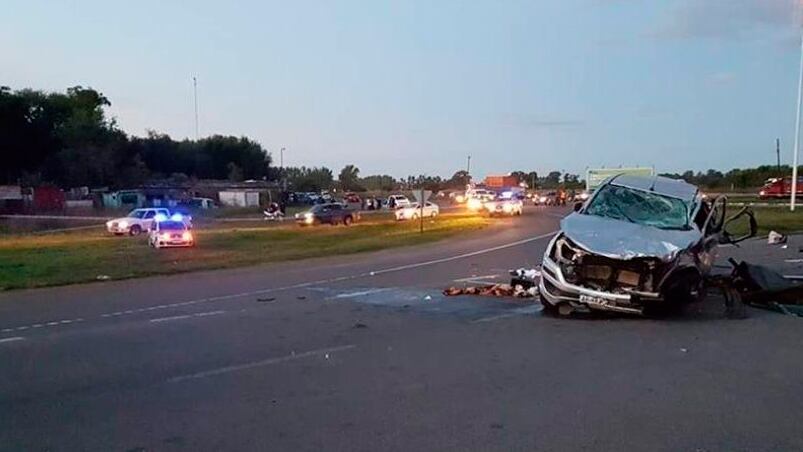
559, 213, 701, 261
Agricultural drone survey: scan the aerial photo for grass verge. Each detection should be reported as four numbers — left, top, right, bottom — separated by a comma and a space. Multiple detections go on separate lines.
740, 206, 803, 235
0, 214, 490, 290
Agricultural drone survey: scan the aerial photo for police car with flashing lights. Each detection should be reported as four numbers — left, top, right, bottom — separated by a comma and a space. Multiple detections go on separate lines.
148, 216, 195, 249
106, 208, 192, 236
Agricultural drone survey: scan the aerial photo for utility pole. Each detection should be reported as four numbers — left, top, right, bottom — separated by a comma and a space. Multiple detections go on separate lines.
280, 147, 286, 191
792, 28, 803, 211
193, 76, 199, 140
777, 138, 782, 174
466, 155, 471, 185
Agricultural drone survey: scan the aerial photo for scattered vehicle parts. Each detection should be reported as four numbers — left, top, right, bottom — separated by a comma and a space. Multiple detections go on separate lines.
768, 230, 787, 245
539, 174, 757, 316
443, 283, 538, 298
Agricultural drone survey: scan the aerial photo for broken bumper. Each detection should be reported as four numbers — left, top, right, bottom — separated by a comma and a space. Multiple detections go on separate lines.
539, 255, 661, 315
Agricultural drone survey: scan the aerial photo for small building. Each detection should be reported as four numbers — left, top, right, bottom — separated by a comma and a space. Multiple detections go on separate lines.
102, 190, 145, 209
33, 186, 65, 211
219, 190, 260, 207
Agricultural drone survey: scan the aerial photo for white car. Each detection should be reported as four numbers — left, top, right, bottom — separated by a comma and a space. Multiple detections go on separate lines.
148, 219, 194, 249
387, 194, 411, 209
106, 208, 192, 236
483, 198, 523, 216
395, 202, 439, 220
107, 208, 171, 236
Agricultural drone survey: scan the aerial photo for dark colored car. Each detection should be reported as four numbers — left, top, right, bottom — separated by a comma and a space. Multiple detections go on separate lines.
539, 174, 755, 316
295, 203, 359, 226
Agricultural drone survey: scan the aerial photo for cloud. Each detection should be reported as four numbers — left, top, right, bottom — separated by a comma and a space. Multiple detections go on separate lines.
652, 0, 797, 41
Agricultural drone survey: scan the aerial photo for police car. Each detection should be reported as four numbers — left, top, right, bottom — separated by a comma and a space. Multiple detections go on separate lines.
106, 208, 192, 236
148, 215, 194, 249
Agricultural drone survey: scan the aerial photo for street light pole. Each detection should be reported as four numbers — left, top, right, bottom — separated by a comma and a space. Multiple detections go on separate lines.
193, 76, 199, 141
792, 31, 803, 211
280, 147, 286, 191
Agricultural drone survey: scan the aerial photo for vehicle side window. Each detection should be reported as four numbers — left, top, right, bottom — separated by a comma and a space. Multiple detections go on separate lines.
330, 204, 341, 210
143, 210, 155, 219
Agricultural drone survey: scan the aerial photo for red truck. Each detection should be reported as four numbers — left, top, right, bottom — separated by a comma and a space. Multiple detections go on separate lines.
759, 177, 803, 199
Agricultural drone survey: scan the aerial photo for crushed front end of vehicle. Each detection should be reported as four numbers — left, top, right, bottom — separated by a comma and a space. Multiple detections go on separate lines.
539, 229, 688, 315
539, 176, 706, 316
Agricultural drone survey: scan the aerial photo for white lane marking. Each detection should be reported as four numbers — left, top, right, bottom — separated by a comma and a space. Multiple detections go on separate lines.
471, 305, 542, 323
0, 231, 557, 332
785, 259, 803, 263
453, 274, 500, 283
168, 344, 357, 383
149, 310, 226, 323
369, 231, 557, 276
334, 288, 392, 299
0, 337, 24, 344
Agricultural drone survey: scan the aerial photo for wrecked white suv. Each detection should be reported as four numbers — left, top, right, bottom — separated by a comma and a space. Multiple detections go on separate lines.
539, 174, 755, 316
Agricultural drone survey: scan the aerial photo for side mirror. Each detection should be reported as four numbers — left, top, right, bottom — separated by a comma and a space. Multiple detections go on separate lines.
573, 201, 583, 212
720, 206, 757, 245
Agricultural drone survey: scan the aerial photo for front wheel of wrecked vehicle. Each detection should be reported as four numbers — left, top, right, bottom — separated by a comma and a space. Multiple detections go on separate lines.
539, 295, 562, 316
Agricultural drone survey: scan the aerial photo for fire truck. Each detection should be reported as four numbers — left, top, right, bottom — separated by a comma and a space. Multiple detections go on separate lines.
758, 177, 803, 199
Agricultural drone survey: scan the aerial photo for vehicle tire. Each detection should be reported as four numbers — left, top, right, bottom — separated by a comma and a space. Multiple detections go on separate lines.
129, 225, 142, 236
539, 295, 560, 316
343, 215, 353, 226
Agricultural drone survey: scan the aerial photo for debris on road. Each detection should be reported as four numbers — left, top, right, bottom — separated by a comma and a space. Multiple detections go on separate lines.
352, 322, 368, 329
714, 258, 803, 317
768, 230, 787, 245
257, 297, 276, 302
443, 283, 538, 299
96, 275, 110, 281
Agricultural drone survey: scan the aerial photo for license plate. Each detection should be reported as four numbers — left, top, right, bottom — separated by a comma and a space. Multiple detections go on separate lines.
579, 294, 615, 307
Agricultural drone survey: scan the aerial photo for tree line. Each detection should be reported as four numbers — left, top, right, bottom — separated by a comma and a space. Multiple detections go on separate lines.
0, 86, 271, 188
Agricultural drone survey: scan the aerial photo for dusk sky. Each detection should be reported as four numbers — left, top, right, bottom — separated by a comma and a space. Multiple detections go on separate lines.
2, 0, 800, 179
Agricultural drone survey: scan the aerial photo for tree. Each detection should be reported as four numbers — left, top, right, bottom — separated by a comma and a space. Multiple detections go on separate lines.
360, 174, 397, 191
446, 170, 470, 188
338, 164, 361, 191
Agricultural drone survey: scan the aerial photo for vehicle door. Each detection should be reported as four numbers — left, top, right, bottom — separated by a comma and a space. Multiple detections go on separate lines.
698, 196, 727, 274
319, 205, 334, 223
142, 209, 157, 231
329, 204, 343, 222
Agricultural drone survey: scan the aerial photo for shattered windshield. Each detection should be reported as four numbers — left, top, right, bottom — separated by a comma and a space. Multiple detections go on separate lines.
585, 184, 690, 230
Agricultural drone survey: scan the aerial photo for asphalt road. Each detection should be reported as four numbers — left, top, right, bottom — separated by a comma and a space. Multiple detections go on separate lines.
2, 206, 803, 451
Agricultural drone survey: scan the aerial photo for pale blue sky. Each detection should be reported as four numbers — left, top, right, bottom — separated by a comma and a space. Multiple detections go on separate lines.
1, 0, 799, 178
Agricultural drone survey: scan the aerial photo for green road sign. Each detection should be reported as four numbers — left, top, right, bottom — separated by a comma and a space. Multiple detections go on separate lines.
586, 167, 654, 191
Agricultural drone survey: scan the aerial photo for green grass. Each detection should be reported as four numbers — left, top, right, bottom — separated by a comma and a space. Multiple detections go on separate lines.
0, 214, 490, 290
742, 206, 803, 235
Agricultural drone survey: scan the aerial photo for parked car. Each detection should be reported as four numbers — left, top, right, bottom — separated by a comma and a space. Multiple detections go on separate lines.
483, 198, 523, 216
387, 194, 411, 209
107, 208, 169, 236
343, 192, 362, 204
148, 220, 194, 249
295, 203, 359, 226
539, 174, 755, 316
395, 202, 439, 220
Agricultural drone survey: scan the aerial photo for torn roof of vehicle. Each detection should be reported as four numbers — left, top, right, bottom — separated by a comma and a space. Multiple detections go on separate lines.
610, 174, 698, 202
